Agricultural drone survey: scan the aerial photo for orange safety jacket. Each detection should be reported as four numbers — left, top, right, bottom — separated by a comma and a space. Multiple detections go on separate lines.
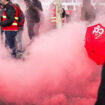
2, 4, 19, 31
50, 8, 65, 24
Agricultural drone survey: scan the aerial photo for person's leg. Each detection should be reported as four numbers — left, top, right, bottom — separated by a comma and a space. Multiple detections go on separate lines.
95, 63, 105, 105
5, 31, 17, 57
27, 20, 35, 40
15, 30, 23, 58
5, 31, 10, 47
34, 22, 40, 36
16, 30, 23, 52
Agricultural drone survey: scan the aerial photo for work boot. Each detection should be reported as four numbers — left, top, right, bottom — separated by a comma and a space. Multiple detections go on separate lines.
16, 50, 23, 59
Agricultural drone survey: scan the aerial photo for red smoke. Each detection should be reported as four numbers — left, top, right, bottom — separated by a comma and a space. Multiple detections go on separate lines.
0, 0, 103, 104
0, 22, 102, 105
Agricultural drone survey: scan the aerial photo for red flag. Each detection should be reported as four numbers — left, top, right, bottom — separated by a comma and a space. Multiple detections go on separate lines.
85, 24, 105, 65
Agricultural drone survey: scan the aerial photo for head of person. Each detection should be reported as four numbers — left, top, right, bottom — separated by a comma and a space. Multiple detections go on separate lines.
1, 0, 10, 5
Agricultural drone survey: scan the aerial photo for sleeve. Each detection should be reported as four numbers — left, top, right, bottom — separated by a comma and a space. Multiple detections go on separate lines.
0, 5, 16, 27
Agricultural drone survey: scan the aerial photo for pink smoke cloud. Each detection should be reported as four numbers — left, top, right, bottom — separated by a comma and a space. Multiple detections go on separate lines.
0, 0, 103, 104
0, 21, 102, 105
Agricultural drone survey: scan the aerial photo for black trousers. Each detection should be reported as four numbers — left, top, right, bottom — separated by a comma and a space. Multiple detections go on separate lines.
5, 31, 17, 57
95, 63, 105, 105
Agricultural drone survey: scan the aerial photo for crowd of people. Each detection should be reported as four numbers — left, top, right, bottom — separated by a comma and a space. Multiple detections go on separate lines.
0, 0, 97, 58
0, 0, 43, 58
50, 0, 97, 29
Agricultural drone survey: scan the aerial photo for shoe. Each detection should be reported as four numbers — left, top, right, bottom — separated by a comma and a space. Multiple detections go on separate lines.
16, 50, 23, 59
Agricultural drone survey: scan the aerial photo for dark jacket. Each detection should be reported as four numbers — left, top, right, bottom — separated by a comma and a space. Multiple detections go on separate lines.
81, 4, 96, 22
62, 8, 66, 18
26, 0, 43, 22
26, 6, 40, 22
33, 0, 43, 11
0, 2, 16, 27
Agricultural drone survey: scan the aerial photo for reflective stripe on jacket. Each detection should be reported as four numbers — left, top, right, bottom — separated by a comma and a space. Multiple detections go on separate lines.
51, 8, 65, 24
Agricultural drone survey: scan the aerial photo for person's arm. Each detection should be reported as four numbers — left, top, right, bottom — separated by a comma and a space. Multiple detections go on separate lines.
0, 5, 16, 27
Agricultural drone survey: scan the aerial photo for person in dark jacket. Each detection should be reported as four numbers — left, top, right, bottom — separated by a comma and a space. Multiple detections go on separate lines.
0, 0, 19, 57
24, 0, 43, 40
32, 0, 43, 11
81, 0, 96, 23
95, 63, 105, 105
62, 8, 66, 19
